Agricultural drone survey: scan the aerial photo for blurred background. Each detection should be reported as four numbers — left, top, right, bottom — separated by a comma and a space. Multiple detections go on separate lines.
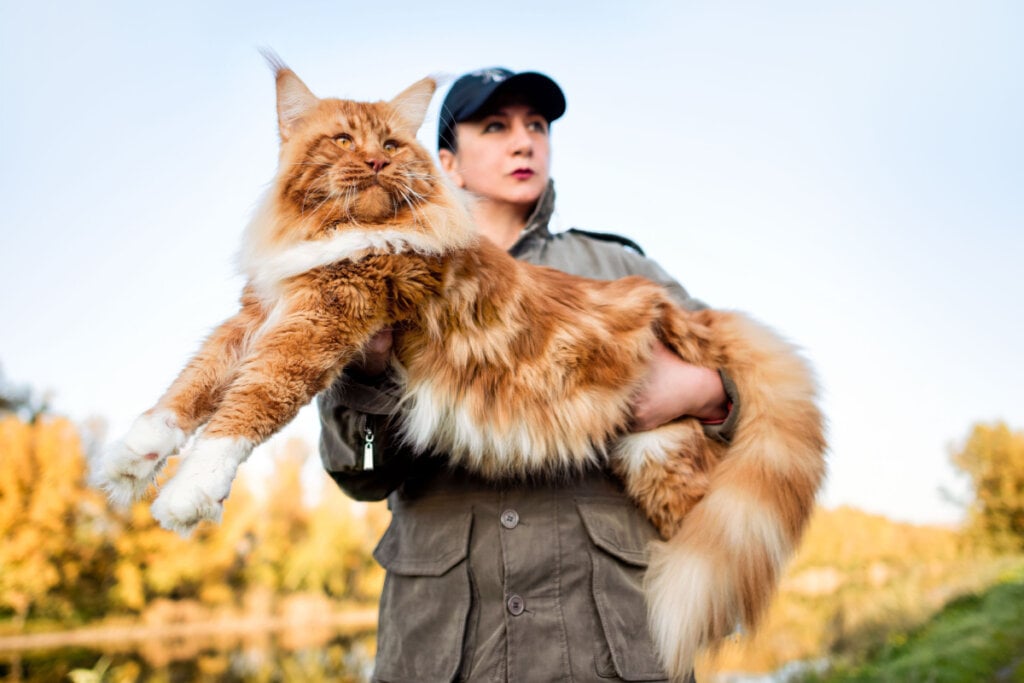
2, 1, 1022, 681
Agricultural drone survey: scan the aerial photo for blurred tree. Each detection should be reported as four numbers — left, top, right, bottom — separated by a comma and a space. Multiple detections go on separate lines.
0, 415, 111, 625
105, 457, 262, 612
0, 399, 386, 631
284, 477, 387, 601
952, 422, 1024, 552
244, 437, 314, 593
0, 365, 49, 422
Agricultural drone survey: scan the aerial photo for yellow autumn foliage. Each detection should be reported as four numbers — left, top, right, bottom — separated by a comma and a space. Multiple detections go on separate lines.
0, 415, 108, 622
952, 421, 1024, 551
0, 413, 386, 626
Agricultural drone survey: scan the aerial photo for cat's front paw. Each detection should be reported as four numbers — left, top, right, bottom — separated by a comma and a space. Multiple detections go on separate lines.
99, 410, 187, 506
151, 437, 251, 537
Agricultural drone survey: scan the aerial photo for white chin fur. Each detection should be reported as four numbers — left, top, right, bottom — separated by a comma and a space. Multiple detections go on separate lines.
151, 436, 252, 537
99, 410, 187, 506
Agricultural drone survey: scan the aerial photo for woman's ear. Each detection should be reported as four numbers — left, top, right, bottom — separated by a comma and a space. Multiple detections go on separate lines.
438, 148, 466, 188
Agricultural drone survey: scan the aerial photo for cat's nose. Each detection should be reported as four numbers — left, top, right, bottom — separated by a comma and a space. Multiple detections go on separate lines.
366, 158, 389, 173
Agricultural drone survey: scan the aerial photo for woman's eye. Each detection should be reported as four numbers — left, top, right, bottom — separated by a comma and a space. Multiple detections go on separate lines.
333, 134, 355, 150
483, 121, 505, 133
528, 120, 548, 134
383, 140, 399, 153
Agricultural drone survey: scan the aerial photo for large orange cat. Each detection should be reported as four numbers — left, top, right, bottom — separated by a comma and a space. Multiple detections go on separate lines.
99, 57, 826, 680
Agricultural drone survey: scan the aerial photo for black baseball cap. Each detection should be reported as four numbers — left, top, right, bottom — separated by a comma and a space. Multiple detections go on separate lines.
437, 68, 566, 151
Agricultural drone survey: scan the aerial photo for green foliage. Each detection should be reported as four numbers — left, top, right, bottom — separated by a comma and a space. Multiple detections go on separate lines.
704, 506, 1011, 676
799, 567, 1024, 682
952, 422, 1024, 552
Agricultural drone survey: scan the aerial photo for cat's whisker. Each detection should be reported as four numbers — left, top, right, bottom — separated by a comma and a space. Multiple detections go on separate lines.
398, 176, 429, 205
342, 185, 359, 225
397, 190, 418, 225
285, 160, 332, 169
303, 187, 332, 218
323, 191, 345, 226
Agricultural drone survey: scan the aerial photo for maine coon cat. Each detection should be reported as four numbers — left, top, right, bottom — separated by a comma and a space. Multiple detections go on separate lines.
98, 57, 826, 681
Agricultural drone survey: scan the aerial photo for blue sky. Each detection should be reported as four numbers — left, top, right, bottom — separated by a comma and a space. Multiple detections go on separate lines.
2, 1, 1022, 524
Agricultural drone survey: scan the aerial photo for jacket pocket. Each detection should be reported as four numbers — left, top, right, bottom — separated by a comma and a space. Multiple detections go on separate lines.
577, 499, 668, 682
372, 504, 473, 683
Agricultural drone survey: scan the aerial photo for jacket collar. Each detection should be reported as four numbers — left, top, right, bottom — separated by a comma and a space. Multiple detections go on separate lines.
509, 180, 555, 256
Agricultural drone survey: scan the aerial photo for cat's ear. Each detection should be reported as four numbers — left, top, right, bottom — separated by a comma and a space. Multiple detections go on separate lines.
261, 49, 319, 141
388, 77, 437, 136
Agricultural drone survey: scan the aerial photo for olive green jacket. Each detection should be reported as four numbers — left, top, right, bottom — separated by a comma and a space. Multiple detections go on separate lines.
318, 182, 739, 682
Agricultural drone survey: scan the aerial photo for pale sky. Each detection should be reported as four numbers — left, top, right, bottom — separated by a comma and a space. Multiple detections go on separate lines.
2, 1, 1021, 525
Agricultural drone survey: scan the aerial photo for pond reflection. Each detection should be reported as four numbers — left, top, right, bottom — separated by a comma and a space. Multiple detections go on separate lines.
0, 630, 376, 682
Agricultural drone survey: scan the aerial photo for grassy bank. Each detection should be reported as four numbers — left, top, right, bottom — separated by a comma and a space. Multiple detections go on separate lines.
800, 565, 1024, 682
700, 507, 1024, 680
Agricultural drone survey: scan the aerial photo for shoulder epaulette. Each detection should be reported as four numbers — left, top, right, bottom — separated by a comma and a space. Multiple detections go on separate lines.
566, 228, 645, 256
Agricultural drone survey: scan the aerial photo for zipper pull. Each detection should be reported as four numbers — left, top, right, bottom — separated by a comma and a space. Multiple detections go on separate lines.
362, 426, 375, 471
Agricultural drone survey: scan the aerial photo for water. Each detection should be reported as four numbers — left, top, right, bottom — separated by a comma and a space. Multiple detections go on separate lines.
0, 628, 376, 682
713, 659, 829, 683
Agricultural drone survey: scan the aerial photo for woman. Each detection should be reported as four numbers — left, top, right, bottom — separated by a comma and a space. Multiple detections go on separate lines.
318, 68, 738, 683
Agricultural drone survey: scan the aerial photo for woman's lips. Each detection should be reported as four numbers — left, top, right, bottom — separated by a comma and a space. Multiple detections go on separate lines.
510, 168, 535, 180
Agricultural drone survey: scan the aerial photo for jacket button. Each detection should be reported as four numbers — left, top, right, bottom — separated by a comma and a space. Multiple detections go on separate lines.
500, 509, 520, 529
507, 594, 525, 616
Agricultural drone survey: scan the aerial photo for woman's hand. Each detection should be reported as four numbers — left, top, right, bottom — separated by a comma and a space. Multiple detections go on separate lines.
352, 328, 394, 379
631, 340, 728, 431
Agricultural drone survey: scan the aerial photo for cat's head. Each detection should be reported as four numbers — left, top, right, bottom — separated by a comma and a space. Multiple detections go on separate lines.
265, 54, 443, 234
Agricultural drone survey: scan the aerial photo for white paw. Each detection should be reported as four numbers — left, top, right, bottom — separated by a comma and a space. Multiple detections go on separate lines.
99, 410, 187, 506
151, 437, 251, 536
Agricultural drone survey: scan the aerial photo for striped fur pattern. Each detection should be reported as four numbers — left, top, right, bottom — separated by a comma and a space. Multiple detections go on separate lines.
98, 60, 826, 681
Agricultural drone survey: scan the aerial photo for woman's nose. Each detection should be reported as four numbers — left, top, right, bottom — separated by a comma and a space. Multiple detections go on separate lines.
509, 122, 533, 155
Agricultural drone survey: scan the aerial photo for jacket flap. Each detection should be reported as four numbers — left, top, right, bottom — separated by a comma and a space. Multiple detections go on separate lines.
373, 505, 472, 576
576, 498, 657, 568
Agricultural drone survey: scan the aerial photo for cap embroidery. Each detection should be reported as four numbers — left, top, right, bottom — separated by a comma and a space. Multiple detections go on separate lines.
471, 68, 508, 83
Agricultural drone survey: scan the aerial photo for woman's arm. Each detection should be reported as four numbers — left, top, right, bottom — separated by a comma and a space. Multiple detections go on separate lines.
317, 329, 410, 501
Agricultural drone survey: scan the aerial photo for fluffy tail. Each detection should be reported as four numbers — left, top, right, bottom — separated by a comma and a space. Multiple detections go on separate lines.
649, 309, 827, 681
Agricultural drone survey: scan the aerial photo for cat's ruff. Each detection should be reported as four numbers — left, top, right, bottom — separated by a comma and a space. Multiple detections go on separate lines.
241, 225, 475, 299
98, 62, 826, 682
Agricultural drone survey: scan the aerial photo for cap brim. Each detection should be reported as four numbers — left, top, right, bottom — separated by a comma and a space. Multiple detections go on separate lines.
460, 72, 567, 124
438, 70, 567, 151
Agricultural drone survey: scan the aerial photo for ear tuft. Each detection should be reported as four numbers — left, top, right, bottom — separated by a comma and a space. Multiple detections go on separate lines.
258, 47, 288, 75
388, 77, 437, 136
259, 49, 319, 142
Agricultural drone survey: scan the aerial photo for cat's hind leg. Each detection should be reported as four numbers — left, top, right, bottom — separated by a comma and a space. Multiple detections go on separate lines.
610, 420, 721, 540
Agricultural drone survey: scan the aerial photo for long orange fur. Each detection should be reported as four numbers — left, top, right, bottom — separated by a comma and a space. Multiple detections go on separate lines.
99, 57, 826, 681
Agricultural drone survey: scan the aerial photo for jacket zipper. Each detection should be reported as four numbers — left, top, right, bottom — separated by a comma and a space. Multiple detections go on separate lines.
362, 421, 375, 471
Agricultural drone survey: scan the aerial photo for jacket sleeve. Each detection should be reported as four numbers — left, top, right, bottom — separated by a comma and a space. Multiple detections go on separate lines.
317, 370, 414, 501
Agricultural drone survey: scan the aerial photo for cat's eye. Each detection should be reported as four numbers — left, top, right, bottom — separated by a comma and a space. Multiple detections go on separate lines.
333, 133, 355, 150
383, 140, 399, 153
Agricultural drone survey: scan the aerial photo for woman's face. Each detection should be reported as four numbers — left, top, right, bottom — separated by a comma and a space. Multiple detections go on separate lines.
439, 103, 551, 211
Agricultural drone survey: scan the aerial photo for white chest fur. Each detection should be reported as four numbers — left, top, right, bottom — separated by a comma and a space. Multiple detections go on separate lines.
242, 229, 455, 301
